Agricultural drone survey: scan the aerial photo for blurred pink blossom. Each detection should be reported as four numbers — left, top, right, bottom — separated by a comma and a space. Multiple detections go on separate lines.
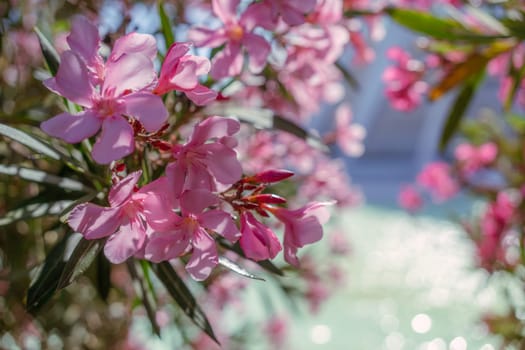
383, 47, 427, 111
398, 185, 423, 213
417, 162, 459, 202
189, 0, 271, 79
455, 142, 498, 175
264, 315, 289, 350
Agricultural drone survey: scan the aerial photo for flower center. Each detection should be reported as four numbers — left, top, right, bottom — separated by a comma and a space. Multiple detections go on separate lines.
227, 24, 244, 41
94, 97, 124, 118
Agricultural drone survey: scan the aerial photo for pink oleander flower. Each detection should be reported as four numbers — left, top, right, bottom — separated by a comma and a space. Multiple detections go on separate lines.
455, 142, 498, 175
329, 229, 351, 255
166, 116, 243, 195
264, 315, 289, 350
153, 42, 217, 105
398, 185, 423, 213
145, 189, 240, 281
333, 104, 366, 157
188, 0, 271, 79
68, 171, 158, 263
383, 47, 427, 111
417, 162, 459, 202
260, 0, 317, 27
42, 16, 167, 164
305, 278, 330, 314
268, 202, 332, 266
239, 211, 282, 261
477, 191, 517, 271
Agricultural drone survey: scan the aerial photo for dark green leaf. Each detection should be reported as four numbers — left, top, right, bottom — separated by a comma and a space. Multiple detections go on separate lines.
218, 256, 264, 281
96, 252, 111, 301
386, 8, 508, 43
34, 27, 60, 75
218, 240, 284, 276
26, 235, 69, 313
158, 1, 175, 50
0, 123, 60, 160
0, 200, 73, 226
439, 71, 484, 152
152, 261, 219, 344
57, 237, 105, 290
0, 164, 91, 192
335, 61, 359, 90
204, 104, 327, 151
128, 260, 161, 337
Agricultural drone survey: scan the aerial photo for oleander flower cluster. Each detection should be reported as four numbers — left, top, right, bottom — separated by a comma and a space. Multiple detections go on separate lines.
41, 15, 335, 282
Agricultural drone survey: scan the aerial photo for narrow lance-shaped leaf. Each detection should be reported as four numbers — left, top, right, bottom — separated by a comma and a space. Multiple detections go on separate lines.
34, 27, 60, 75
335, 61, 359, 90
386, 8, 509, 43
26, 234, 69, 313
0, 200, 73, 227
57, 237, 105, 290
0, 123, 60, 160
0, 164, 92, 192
204, 103, 328, 151
439, 71, 485, 152
96, 252, 111, 301
152, 261, 219, 344
218, 239, 284, 276
158, 0, 175, 51
127, 260, 161, 337
218, 256, 264, 281
429, 41, 514, 101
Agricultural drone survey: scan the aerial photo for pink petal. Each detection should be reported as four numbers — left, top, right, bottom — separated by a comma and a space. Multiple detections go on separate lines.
67, 16, 100, 63
103, 53, 156, 97
189, 116, 240, 145
110, 33, 157, 62
199, 209, 240, 242
68, 203, 122, 239
180, 189, 218, 215
241, 2, 275, 30
41, 110, 101, 143
286, 216, 323, 247
122, 92, 168, 131
283, 234, 299, 266
188, 27, 228, 48
190, 56, 212, 76
239, 212, 281, 260
186, 228, 218, 281
210, 43, 243, 80
108, 171, 142, 207
212, 0, 240, 23
46, 50, 94, 107
166, 162, 186, 199
145, 231, 190, 262
142, 194, 180, 231
168, 59, 200, 90
243, 33, 270, 73
203, 143, 242, 185
92, 116, 134, 164
185, 162, 216, 191
104, 217, 146, 263
185, 85, 217, 106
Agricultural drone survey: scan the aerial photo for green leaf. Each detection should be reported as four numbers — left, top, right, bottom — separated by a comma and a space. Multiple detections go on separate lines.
57, 237, 105, 290
204, 104, 328, 151
335, 61, 359, 90
218, 256, 264, 281
439, 71, 484, 152
386, 8, 508, 43
218, 240, 284, 276
0, 123, 60, 160
152, 261, 219, 344
96, 252, 111, 301
128, 260, 161, 337
34, 27, 60, 75
158, 1, 175, 51
26, 235, 69, 313
0, 200, 73, 226
0, 164, 91, 192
